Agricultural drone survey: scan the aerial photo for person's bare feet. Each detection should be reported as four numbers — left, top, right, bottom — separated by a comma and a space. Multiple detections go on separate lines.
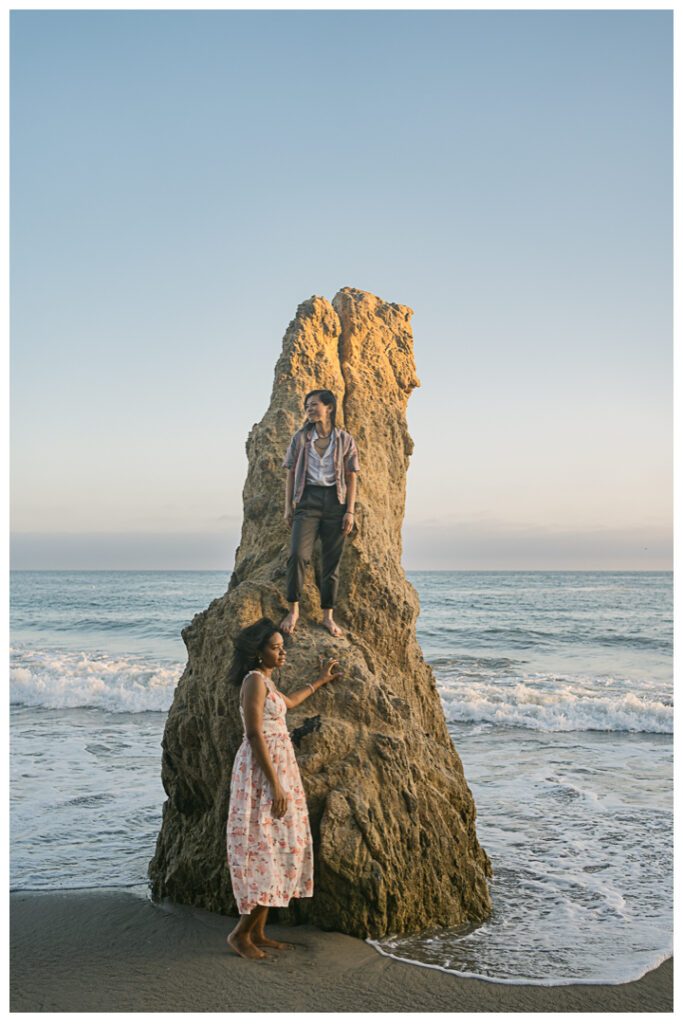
227, 929, 268, 960
280, 606, 299, 635
322, 614, 343, 637
253, 934, 295, 950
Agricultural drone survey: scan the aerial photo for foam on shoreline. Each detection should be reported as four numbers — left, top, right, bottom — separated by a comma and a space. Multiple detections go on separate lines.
366, 938, 673, 988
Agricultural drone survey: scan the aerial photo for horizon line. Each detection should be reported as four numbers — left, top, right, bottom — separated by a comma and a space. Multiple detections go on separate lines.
9, 567, 673, 574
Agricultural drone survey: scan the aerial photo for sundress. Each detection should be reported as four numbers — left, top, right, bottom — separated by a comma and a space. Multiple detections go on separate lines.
226, 670, 314, 915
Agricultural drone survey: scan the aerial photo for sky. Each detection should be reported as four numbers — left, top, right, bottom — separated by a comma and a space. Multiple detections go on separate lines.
10, 8, 672, 570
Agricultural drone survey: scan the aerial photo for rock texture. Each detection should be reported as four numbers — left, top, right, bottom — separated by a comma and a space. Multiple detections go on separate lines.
148, 287, 492, 937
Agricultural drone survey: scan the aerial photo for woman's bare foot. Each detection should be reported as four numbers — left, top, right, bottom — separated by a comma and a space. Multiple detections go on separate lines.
227, 930, 268, 960
280, 605, 299, 635
322, 613, 343, 637
253, 934, 295, 950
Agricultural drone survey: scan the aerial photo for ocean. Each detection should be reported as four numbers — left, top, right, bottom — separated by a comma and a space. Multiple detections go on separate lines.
9, 570, 672, 985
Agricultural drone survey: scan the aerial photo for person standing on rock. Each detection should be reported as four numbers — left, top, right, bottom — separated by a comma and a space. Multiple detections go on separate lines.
281, 389, 359, 637
226, 617, 341, 960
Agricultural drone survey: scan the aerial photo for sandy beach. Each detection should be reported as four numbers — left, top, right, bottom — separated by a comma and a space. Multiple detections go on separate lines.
10, 889, 672, 1013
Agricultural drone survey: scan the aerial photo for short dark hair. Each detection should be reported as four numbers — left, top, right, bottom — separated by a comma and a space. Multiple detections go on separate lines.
303, 389, 337, 430
228, 617, 280, 686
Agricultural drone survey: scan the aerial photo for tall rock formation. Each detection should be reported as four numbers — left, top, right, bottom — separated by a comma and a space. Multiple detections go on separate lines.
149, 287, 492, 937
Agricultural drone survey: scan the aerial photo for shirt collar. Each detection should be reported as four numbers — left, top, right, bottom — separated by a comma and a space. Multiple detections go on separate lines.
309, 426, 336, 442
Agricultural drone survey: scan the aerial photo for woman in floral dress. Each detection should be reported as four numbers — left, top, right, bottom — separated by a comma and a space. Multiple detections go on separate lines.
226, 617, 340, 960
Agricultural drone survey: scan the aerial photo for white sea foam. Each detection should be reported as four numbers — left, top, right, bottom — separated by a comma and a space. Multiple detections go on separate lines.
365, 940, 672, 987
436, 678, 672, 734
10, 646, 182, 713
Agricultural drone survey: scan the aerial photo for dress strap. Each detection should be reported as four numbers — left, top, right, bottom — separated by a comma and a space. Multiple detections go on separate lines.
242, 668, 274, 692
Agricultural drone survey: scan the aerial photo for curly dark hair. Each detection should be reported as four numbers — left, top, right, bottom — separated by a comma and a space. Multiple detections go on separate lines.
302, 389, 337, 430
228, 617, 281, 687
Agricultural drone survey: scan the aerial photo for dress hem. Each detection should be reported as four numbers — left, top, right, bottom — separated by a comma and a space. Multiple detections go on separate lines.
236, 889, 314, 916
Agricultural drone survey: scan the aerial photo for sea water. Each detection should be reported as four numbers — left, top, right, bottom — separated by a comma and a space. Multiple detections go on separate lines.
9, 570, 672, 984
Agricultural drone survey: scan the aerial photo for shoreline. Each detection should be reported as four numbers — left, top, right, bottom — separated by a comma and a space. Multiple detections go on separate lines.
366, 942, 673, 990
10, 888, 673, 1013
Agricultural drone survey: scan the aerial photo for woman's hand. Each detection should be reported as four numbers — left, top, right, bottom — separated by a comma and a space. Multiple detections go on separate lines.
317, 656, 341, 686
284, 507, 293, 529
341, 512, 354, 535
271, 783, 288, 819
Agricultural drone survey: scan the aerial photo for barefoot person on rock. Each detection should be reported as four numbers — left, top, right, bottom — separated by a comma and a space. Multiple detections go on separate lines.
281, 389, 359, 637
226, 617, 341, 960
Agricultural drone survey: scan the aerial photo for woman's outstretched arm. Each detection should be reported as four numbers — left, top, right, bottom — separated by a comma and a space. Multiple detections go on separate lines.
279, 658, 341, 709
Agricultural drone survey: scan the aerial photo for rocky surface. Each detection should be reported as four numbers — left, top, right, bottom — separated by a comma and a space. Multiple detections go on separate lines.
148, 286, 492, 937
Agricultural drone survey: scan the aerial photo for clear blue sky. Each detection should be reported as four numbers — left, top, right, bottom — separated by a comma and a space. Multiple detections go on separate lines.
10, 9, 672, 569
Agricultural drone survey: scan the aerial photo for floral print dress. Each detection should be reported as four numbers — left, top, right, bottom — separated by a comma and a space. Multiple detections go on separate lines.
226, 670, 314, 915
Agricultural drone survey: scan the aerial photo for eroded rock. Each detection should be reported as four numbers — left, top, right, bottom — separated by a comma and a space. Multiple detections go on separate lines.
148, 287, 492, 937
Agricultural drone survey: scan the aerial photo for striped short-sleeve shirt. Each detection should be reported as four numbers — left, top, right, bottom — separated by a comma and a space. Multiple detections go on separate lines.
283, 426, 360, 505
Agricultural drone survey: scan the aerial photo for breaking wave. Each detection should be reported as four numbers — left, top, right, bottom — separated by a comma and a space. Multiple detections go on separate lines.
437, 677, 672, 734
10, 645, 182, 713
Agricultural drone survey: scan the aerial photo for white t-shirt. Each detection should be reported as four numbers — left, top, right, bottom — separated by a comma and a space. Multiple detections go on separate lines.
306, 428, 336, 487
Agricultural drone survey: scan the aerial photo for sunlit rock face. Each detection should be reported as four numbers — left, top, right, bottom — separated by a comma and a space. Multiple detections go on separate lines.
148, 287, 492, 937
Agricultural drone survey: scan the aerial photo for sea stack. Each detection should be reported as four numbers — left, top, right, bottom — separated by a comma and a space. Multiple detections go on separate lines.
148, 287, 492, 937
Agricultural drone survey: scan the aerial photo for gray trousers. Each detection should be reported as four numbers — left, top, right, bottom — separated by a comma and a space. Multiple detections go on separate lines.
286, 485, 347, 608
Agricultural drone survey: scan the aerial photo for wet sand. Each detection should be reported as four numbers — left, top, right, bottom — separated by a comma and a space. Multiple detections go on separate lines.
10, 889, 673, 1013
